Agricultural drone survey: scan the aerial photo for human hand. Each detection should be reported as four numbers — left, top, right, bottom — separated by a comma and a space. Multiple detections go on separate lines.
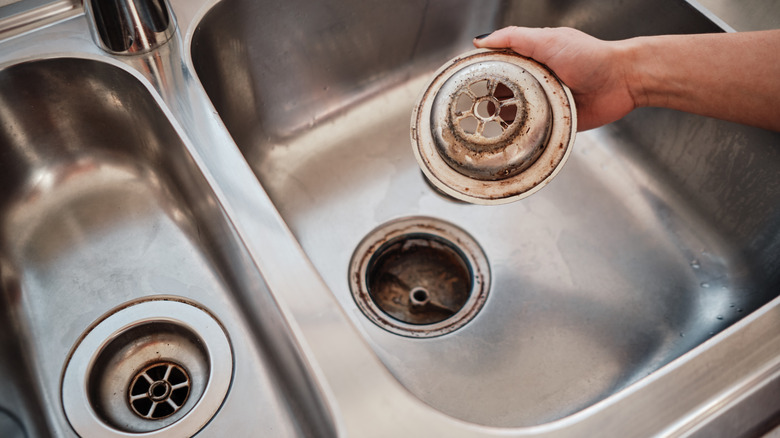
474, 27, 637, 131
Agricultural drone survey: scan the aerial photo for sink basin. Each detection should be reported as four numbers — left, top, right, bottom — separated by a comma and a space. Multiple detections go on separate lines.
191, 0, 780, 427
0, 57, 329, 436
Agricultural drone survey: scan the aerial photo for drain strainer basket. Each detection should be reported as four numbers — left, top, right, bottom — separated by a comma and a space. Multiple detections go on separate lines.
128, 361, 191, 420
411, 49, 576, 204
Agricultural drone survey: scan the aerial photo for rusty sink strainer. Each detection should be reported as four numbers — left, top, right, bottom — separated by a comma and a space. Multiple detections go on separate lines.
411, 49, 576, 204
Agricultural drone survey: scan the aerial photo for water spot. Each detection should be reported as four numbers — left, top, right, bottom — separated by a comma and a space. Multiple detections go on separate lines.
690, 259, 700, 269
700, 282, 710, 288
679, 332, 685, 337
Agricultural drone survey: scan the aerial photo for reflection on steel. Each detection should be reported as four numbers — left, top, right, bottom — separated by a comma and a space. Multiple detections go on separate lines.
83, 0, 176, 55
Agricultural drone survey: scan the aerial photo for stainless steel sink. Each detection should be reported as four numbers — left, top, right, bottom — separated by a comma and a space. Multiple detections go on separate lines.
1, 0, 779, 436
0, 56, 332, 437
190, 0, 780, 431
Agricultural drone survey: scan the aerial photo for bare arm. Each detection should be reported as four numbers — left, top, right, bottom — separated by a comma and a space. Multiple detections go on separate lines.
474, 27, 780, 132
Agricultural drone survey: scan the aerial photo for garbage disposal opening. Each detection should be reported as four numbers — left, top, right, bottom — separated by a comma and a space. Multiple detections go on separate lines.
350, 217, 490, 338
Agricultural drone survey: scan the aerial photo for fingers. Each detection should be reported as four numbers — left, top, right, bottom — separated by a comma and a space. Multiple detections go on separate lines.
473, 26, 541, 58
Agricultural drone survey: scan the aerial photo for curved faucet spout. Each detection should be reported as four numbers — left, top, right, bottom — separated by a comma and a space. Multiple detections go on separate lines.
84, 0, 176, 55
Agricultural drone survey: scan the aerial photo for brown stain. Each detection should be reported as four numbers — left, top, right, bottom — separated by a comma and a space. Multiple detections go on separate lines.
415, 48, 574, 203
351, 221, 489, 335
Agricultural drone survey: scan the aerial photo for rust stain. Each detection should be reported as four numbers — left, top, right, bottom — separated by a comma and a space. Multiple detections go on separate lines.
413, 48, 574, 204
351, 220, 490, 336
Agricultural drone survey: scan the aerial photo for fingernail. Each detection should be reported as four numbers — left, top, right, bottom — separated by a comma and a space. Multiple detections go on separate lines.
474, 32, 492, 40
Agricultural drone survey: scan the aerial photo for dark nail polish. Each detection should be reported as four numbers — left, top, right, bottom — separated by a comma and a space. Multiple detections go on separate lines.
475, 32, 492, 40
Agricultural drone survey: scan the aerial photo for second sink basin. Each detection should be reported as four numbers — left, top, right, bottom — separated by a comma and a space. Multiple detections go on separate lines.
0, 56, 326, 437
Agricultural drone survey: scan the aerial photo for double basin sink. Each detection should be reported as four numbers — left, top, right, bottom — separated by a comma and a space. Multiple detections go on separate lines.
1, 0, 779, 436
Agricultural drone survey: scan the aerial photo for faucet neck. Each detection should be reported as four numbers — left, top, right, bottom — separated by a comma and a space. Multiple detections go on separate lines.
84, 0, 176, 55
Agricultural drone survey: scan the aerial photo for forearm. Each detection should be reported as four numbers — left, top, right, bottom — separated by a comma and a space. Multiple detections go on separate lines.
619, 30, 780, 131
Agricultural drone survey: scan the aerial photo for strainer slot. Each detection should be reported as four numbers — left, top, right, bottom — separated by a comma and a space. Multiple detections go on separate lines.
469, 79, 490, 97
451, 78, 522, 141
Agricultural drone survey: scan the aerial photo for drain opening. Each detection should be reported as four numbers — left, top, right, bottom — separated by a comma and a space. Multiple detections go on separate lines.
80, 318, 217, 434
368, 234, 472, 325
129, 362, 191, 420
410, 287, 431, 306
350, 217, 490, 338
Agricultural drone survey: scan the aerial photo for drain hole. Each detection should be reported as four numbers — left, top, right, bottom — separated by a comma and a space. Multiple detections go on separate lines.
483, 120, 503, 138
470, 80, 489, 97
150, 381, 169, 400
410, 287, 430, 305
85, 320, 212, 433
455, 92, 472, 114
351, 218, 490, 337
475, 100, 497, 119
368, 234, 471, 325
499, 104, 518, 124
460, 116, 478, 134
494, 82, 514, 101
129, 362, 191, 420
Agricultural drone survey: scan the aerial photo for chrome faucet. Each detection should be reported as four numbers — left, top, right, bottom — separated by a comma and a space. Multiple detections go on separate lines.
83, 0, 176, 55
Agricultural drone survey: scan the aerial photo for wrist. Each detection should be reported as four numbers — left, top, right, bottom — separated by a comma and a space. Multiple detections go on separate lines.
614, 36, 655, 110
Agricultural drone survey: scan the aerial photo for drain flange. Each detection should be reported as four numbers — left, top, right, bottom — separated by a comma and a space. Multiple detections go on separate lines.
62, 298, 233, 437
350, 217, 490, 337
